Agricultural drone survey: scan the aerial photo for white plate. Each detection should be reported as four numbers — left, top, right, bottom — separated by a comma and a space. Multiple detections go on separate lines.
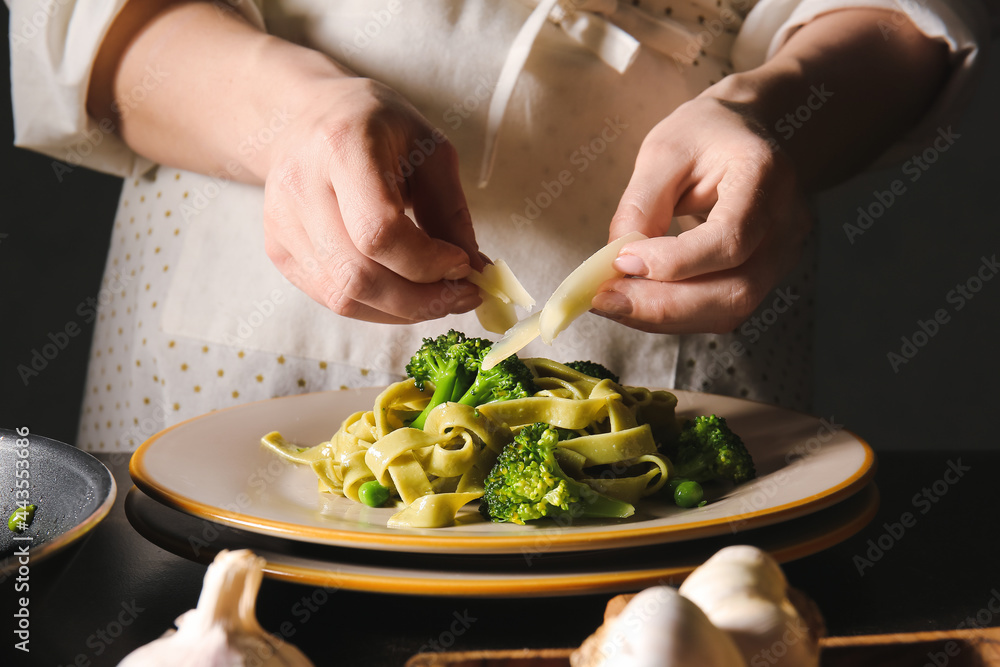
130, 387, 875, 555
124, 483, 879, 597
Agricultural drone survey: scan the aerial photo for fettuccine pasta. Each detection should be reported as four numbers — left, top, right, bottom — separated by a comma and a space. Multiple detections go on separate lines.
263, 358, 677, 528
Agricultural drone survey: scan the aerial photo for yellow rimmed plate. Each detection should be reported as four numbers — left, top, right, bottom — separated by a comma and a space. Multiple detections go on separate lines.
124, 482, 879, 597
130, 387, 875, 555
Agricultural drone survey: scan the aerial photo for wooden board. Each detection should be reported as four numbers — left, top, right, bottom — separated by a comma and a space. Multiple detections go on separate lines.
406, 627, 1000, 666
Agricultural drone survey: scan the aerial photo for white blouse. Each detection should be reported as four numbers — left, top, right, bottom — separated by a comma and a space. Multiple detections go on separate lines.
8, 0, 986, 451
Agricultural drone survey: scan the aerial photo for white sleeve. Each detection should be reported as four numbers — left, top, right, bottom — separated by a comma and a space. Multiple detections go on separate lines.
7, 0, 265, 179
730, 0, 989, 160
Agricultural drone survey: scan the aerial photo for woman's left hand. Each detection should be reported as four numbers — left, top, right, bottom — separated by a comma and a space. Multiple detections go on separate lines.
592, 94, 811, 334
593, 6, 949, 336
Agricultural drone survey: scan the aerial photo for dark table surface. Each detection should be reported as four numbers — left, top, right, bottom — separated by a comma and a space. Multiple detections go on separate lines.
3, 449, 999, 666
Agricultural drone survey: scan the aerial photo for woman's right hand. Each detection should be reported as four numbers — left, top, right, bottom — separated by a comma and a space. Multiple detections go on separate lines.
260, 76, 483, 324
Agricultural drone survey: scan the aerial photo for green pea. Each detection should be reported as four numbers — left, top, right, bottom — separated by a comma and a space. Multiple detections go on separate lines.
8, 504, 37, 532
673, 481, 705, 508
358, 481, 390, 508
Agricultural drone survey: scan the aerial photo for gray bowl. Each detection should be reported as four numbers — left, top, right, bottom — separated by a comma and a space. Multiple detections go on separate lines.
0, 428, 116, 575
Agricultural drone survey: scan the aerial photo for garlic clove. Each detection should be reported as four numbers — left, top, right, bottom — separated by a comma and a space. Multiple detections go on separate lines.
572, 586, 747, 667
678, 546, 821, 667
679, 544, 789, 613
118, 549, 314, 667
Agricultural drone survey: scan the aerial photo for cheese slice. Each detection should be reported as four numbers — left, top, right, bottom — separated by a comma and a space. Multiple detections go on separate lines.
475, 291, 519, 334
468, 260, 535, 310
490, 259, 535, 310
538, 231, 647, 344
482, 311, 541, 370
482, 231, 647, 368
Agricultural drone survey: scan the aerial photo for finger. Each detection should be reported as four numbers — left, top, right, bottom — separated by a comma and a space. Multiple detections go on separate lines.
265, 178, 481, 321
281, 240, 483, 323
607, 132, 691, 242
593, 222, 805, 334
264, 214, 416, 324
613, 167, 770, 283
327, 130, 472, 283
300, 197, 483, 320
406, 135, 484, 271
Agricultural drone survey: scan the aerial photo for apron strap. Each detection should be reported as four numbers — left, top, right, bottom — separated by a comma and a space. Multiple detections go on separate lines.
479, 0, 702, 187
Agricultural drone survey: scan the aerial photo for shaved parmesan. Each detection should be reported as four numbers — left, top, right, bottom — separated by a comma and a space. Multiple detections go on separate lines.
490, 259, 535, 309
468, 260, 536, 310
482, 311, 541, 370
468, 265, 510, 303
475, 291, 519, 334
538, 231, 647, 344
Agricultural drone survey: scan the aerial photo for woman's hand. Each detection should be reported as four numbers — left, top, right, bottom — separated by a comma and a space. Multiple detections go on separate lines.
595, 7, 948, 335
88, 1, 482, 325
260, 77, 482, 324
593, 96, 811, 334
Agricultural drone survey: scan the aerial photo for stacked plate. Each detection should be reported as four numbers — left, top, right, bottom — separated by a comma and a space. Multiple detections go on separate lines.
127, 388, 878, 597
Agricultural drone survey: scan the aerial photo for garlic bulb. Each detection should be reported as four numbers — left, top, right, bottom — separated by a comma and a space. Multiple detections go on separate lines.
571, 586, 747, 667
678, 546, 821, 667
118, 549, 314, 667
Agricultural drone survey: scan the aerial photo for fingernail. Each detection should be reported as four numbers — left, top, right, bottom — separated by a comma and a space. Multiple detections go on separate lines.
445, 264, 471, 281
592, 291, 632, 316
614, 254, 647, 276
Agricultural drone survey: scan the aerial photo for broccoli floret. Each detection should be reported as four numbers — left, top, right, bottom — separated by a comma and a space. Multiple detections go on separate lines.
456, 347, 537, 407
405, 330, 480, 430
479, 423, 634, 524
672, 415, 756, 486
565, 360, 620, 384
405, 330, 537, 430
